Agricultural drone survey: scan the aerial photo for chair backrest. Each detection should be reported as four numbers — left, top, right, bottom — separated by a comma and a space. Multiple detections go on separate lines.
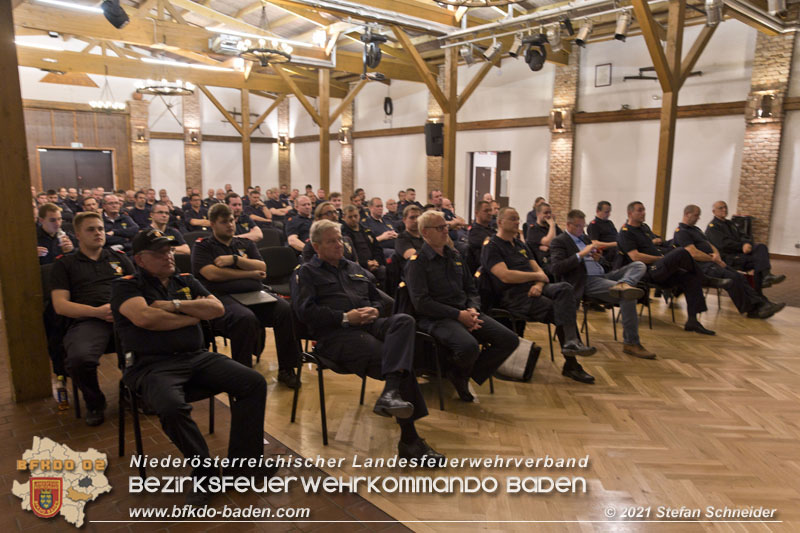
261, 246, 299, 282
174, 253, 192, 274
40, 263, 55, 306
183, 231, 209, 250
474, 267, 500, 312
392, 282, 415, 316
259, 227, 285, 248
522, 222, 528, 240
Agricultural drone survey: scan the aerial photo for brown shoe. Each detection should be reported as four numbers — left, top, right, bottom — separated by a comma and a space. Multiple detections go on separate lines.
622, 343, 657, 359
609, 282, 645, 300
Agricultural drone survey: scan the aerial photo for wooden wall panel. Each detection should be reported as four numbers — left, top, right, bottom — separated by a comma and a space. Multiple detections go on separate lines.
51, 110, 74, 147
75, 112, 97, 146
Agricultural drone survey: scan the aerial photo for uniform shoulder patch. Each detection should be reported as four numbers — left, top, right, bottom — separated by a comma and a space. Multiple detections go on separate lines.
122, 274, 135, 280
590, 220, 596, 224
293, 264, 301, 270
622, 226, 628, 231
409, 254, 418, 261
483, 237, 490, 246
196, 237, 205, 243
179, 273, 191, 276
115, 249, 126, 253
675, 227, 680, 232
708, 223, 714, 227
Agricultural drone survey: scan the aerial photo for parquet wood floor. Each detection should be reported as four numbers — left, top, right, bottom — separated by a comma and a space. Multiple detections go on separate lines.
236, 292, 800, 533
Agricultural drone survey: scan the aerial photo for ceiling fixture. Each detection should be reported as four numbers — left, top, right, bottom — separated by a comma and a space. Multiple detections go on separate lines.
460, 43, 476, 66
509, 33, 524, 57
361, 27, 388, 70
615, 10, 632, 42
135, 78, 195, 96
236, 7, 292, 67
482, 37, 502, 61
36, 0, 103, 14
435, 0, 524, 6
705, 0, 723, 26
767, 0, 787, 17
575, 20, 593, 47
523, 33, 548, 72
90, 69, 126, 111
101, 0, 130, 29
546, 24, 562, 52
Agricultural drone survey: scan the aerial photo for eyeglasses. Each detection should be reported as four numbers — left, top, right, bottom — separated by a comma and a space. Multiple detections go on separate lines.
321, 210, 337, 217
426, 224, 448, 232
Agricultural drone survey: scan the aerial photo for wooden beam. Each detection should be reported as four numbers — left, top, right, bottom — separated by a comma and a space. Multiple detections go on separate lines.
162, 0, 187, 25
652, 90, 679, 237
241, 88, 252, 189
665, 0, 685, 89
197, 85, 244, 136
0, 0, 52, 402
457, 54, 500, 111
251, 90, 277, 100
263, 0, 330, 26
273, 64, 322, 125
443, 46, 457, 200
319, 69, 330, 192
136, 0, 158, 17
329, 77, 367, 124
631, 0, 672, 93
270, 0, 458, 27
392, 26, 448, 110
725, 9, 780, 36
678, 23, 716, 89
250, 93, 286, 135
168, 0, 273, 38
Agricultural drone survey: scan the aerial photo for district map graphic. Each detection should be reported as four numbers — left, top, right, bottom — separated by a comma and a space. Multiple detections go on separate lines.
12, 436, 111, 527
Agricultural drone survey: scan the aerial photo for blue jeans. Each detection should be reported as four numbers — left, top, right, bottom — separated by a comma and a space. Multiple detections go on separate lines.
584, 262, 646, 345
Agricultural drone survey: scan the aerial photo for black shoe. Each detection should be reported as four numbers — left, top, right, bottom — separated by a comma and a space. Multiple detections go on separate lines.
748, 301, 785, 319
705, 277, 733, 289
684, 321, 715, 335
446, 370, 474, 402
561, 340, 597, 357
763, 273, 786, 287
398, 438, 446, 464
561, 363, 595, 384
277, 368, 300, 389
373, 389, 414, 418
185, 469, 217, 506
85, 406, 105, 426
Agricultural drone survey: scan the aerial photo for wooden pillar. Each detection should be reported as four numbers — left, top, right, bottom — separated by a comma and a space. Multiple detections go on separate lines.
340, 81, 356, 200
0, 0, 51, 401
129, 98, 151, 191
241, 89, 251, 190
652, 90, 679, 237
182, 90, 202, 191
277, 98, 291, 189
318, 69, 330, 192
442, 47, 458, 201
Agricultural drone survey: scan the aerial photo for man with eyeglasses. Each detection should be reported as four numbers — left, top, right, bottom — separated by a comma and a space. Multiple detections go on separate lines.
149, 201, 190, 255
102, 194, 139, 254
405, 210, 519, 402
302, 202, 358, 263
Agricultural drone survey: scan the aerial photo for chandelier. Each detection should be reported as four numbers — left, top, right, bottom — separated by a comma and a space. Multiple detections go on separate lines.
237, 5, 291, 67
89, 70, 126, 111
135, 78, 195, 96
436, 0, 523, 6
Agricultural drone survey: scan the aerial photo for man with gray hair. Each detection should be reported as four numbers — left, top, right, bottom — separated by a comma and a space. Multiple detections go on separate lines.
102, 193, 139, 253
292, 220, 444, 461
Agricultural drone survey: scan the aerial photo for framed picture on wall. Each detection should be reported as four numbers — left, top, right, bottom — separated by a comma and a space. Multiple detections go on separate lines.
595, 63, 612, 87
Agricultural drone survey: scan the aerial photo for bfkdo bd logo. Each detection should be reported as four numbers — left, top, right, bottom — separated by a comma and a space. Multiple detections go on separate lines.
30, 478, 63, 518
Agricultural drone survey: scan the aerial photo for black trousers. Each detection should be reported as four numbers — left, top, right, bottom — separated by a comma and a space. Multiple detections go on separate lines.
645, 248, 707, 316
699, 262, 765, 313
726, 243, 771, 291
43, 304, 67, 377
63, 319, 114, 410
317, 314, 427, 422
500, 281, 577, 345
420, 313, 519, 385
213, 294, 300, 370
127, 351, 266, 464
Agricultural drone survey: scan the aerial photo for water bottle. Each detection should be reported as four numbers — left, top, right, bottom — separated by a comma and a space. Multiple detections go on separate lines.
54, 375, 69, 411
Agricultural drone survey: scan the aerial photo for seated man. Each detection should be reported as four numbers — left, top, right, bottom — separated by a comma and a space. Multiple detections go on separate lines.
51, 212, 135, 425
341, 205, 387, 286
101, 194, 139, 253
203, 188, 220, 209
406, 211, 520, 401
184, 193, 211, 232
384, 198, 404, 230
127, 190, 152, 228
587, 201, 619, 264
551, 209, 655, 359
293, 220, 444, 460
329, 192, 344, 220
466, 200, 496, 274
525, 201, 563, 277
525, 197, 547, 228
395, 205, 424, 260
244, 190, 274, 230
265, 187, 291, 227
705, 200, 785, 291
481, 208, 597, 384
675, 205, 784, 319
81, 195, 101, 214
619, 201, 714, 335
192, 204, 300, 388
302, 202, 358, 263
363, 197, 399, 258
149, 201, 190, 255
226, 193, 263, 242
112, 229, 269, 505
37, 203, 76, 264
285, 195, 313, 253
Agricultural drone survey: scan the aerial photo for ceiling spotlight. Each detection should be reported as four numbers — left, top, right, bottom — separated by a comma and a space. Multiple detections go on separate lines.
101, 0, 129, 29
460, 44, 476, 66
361, 28, 387, 69
615, 10, 632, 42
705, 0, 723, 26
546, 24, 562, 52
767, 0, 787, 16
560, 17, 575, 36
575, 20, 593, 47
523, 34, 548, 72
509, 33, 524, 58
483, 38, 502, 61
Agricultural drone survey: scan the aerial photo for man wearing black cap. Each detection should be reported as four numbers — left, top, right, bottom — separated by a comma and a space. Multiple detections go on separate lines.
112, 229, 269, 505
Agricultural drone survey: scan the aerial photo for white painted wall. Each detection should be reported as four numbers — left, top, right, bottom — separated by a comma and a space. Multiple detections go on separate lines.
288, 95, 342, 137
149, 140, 185, 202
354, 135, 428, 203
770, 111, 800, 256
356, 80, 429, 131
202, 142, 243, 194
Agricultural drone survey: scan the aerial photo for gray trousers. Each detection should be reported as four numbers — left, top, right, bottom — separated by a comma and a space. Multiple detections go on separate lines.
583, 262, 646, 345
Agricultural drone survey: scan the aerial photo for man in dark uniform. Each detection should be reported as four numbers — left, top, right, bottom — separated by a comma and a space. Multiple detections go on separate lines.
406, 211, 520, 402
350, 194, 369, 221
292, 219, 444, 461
398, 187, 423, 215
526, 202, 563, 277
65, 187, 81, 214
525, 197, 547, 228
705, 200, 785, 292
279, 184, 289, 203
482, 207, 597, 383
244, 190, 273, 230
192, 204, 300, 388
102, 194, 139, 253
203, 188, 220, 209
113, 229, 269, 505
675, 205, 784, 319
302, 202, 358, 263
363, 197, 399, 258
285, 195, 313, 253
181, 186, 193, 210
619, 201, 715, 335
265, 187, 291, 228
384, 198, 403, 231
81, 195, 100, 214
126, 191, 151, 228
342, 205, 387, 287
587, 201, 619, 263
395, 205, 424, 261
47, 189, 74, 222
226, 193, 263, 242
51, 212, 135, 425
184, 193, 211, 232
329, 192, 344, 220
149, 202, 190, 255
466, 200, 495, 274
37, 203, 76, 264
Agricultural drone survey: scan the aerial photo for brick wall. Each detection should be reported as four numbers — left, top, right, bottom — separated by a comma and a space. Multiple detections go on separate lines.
547, 50, 580, 223
128, 99, 150, 191
340, 82, 355, 200
426, 64, 445, 193
182, 92, 202, 191
277, 98, 290, 189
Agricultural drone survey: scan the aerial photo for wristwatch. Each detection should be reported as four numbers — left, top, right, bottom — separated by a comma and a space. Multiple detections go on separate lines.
342, 313, 350, 327
172, 299, 181, 312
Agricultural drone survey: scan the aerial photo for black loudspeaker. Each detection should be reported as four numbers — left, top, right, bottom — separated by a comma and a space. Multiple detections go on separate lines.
424, 122, 444, 157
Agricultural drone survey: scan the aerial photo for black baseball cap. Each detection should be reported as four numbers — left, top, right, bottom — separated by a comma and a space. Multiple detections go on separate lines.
132, 229, 177, 254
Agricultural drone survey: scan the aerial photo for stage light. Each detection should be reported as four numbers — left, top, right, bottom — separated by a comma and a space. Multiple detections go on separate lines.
705, 0, 723, 26
483, 38, 502, 61
509, 33, 524, 58
546, 24, 562, 52
460, 44, 476, 66
767, 0, 787, 16
615, 10, 632, 42
575, 20, 593, 47
101, 0, 129, 29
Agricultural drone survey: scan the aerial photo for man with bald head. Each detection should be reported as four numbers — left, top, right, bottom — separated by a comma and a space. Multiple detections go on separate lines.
705, 201, 785, 292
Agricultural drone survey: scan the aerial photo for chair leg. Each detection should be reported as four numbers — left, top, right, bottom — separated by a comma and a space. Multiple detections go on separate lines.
547, 323, 554, 362
717, 287, 721, 310
317, 367, 328, 446
432, 342, 445, 411
489, 376, 494, 394
611, 307, 618, 341
290, 361, 303, 423
670, 295, 675, 323
72, 379, 81, 419
583, 305, 590, 346
130, 392, 146, 478
359, 375, 367, 405
208, 396, 215, 434
118, 381, 125, 458
646, 297, 653, 329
